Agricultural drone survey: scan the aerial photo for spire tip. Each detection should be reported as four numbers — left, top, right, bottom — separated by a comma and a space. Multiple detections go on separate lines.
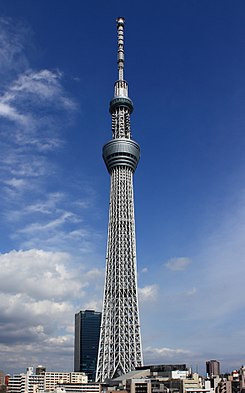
116, 17, 125, 26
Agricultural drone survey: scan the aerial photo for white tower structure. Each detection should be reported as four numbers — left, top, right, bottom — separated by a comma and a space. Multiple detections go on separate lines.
96, 17, 143, 382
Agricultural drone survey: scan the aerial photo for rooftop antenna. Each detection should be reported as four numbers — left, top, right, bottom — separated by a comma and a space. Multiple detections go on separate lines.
116, 17, 125, 81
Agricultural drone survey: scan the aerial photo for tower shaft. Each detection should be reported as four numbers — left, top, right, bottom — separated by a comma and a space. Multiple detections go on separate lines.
96, 18, 143, 382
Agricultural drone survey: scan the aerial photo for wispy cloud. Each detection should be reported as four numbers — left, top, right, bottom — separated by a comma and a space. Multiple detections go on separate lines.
139, 284, 158, 302
165, 257, 191, 271
0, 17, 77, 206
0, 17, 29, 77
144, 346, 193, 365
0, 17, 90, 257
2, 69, 77, 114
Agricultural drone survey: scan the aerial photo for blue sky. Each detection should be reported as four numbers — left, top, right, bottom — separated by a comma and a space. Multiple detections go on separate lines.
0, 0, 245, 376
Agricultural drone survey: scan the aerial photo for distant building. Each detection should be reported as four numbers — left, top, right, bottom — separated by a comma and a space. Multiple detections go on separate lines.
74, 310, 101, 381
136, 365, 188, 374
58, 382, 100, 393
216, 379, 232, 393
240, 366, 245, 393
0, 371, 6, 393
0, 371, 5, 386
7, 373, 26, 393
7, 368, 88, 393
107, 365, 191, 393
36, 366, 46, 375
181, 373, 202, 393
44, 372, 88, 391
206, 361, 220, 378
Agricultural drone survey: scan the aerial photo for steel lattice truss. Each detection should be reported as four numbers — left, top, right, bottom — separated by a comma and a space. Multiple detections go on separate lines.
96, 18, 143, 382
96, 166, 142, 382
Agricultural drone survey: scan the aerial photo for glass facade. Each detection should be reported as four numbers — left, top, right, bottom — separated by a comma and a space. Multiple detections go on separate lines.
74, 310, 101, 381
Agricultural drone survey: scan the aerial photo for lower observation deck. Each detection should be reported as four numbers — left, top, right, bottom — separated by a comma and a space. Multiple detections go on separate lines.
103, 138, 140, 173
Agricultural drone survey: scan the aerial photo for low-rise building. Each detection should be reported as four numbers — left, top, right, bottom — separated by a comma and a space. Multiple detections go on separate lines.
181, 373, 202, 393
7, 368, 89, 393
58, 382, 100, 393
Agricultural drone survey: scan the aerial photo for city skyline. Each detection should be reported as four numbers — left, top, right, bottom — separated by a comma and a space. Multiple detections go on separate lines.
0, 0, 245, 375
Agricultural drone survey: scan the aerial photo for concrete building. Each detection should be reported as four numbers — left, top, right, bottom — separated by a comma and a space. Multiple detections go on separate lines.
136, 365, 188, 375
0, 371, 6, 393
58, 382, 100, 393
7, 369, 88, 393
0, 371, 5, 386
106, 365, 192, 393
239, 366, 245, 393
206, 361, 220, 378
216, 379, 232, 393
7, 374, 26, 393
130, 379, 151, 393
36, 366, 46, 376
26, 367, 45, 393
181, 373, 202, 393
44, 372, 88, 391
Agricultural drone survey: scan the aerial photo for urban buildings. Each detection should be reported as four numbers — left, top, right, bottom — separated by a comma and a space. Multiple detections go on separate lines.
7, 367, 44, 393
96, 16, 143, 383
7, 368, 90, 393
5, 362, 245, 393
74, 310, 101, 381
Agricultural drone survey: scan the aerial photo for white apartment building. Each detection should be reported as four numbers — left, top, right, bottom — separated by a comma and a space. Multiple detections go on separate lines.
8, 369, 88, 393
7, 374, 26, 393
44, 372, 88, 391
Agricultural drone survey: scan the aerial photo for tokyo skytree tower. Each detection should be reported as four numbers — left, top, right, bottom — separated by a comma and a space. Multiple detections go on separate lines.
96, 18, 143, 382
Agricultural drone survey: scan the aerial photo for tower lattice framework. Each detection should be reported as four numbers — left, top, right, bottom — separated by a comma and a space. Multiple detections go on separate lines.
96, 18, 143, 383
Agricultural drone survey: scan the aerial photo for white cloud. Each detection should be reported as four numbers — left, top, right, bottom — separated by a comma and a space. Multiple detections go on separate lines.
0, 249, 84, 300
0, 69, 76, 136
0, 101, 29, 124
18, 211, 80, 234
4, 177, 27, 189
186, 287, 197, 296
2, 69, 77, 112
0, 18, 77, 216
0, 17, 29, 76
145, 346, 192, 356
0, 248, 103, 372
24, 193, 65, 214
165, 257, 191, 271
143, 346, 193, 365
138, 284, 158, 302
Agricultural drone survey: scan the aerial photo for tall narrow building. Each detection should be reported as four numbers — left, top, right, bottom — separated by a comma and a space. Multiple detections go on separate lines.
96, 17, 143, 383
206, 360, 220, 377
74, 310, 101, 381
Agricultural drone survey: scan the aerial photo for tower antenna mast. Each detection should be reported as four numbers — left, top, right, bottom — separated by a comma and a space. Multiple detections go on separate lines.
117, 17, 125, 81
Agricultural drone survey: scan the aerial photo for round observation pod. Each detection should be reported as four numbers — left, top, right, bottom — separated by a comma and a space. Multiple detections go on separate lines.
109, 97, 134, 114
103, 138, 140, 173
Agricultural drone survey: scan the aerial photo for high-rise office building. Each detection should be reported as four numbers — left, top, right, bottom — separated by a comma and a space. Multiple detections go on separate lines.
96, 17, 143, 383
74, 310, 101, 381
206, 360, 220, 377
